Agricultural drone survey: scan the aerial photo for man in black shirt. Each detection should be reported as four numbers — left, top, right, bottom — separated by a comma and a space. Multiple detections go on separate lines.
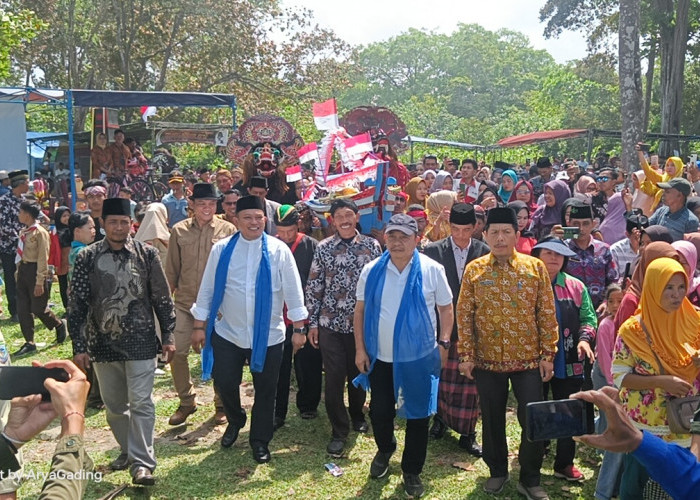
273, 205, 322, 429
68, 198, 175, 486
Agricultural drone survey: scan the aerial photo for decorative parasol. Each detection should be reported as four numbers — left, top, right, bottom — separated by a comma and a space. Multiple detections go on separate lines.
340, 106, 407, 151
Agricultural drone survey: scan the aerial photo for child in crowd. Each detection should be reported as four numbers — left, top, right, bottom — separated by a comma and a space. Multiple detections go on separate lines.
591, 283, 624, 500
592, 284, 624, 398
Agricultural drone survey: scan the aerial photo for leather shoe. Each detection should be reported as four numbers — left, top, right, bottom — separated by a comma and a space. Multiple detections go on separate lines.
428, 416, 446, 439
352, 420, 369, 433
131, 466, 155, 486
221, 424, 240, 448
273, 416, 285, 431
326, 438, 345, 457
252, 445, 271, 463
110, 453, 129, 471
168, 404, 197, 426
55, 319, 67, 344
458, 433, 483, 457
12, 343, 36, 357
213, 407, 227, 426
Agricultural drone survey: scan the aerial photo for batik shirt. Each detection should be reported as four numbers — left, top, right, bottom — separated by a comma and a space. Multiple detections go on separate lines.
68, 237, 175, 362
565, 237, 618, 308
591, 191, 608, 222
552, 272, 597, 379
457, 251, 559, 372
0, 192, 22, 254
306, 232, 382, 334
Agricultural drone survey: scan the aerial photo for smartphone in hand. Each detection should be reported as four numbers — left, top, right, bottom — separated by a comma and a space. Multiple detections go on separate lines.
526, 399, 594, 442
0, 366, 70, 401
561, 227, 580, 239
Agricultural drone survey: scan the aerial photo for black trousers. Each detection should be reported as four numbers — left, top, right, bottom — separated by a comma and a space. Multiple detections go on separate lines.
16, 262, 61, 343
212, 332, 283, 448
0, 252, 17, 316
548, 377, 584, 470
57, 273, 69, 310
318, 327, 366, 439
474, 368, 544, 487
369, 360, 430, 475
275, 325, 323, 421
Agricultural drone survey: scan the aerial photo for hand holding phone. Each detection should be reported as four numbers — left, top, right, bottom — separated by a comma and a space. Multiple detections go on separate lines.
526, 399, 593, 442
0, 366, 69, 401
2, 360, 89, 446
562, 227, 580, 239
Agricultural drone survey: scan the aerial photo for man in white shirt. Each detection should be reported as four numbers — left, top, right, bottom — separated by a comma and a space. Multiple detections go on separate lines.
354, 214, 454, 498
610, 212, 648, 282
191, 195, 307, 464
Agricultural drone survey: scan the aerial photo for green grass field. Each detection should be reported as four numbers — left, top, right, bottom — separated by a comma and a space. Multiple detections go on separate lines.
1, 289, 600, 499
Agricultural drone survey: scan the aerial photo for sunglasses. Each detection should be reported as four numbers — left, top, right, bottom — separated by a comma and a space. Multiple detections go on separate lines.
596, 176, 610, 182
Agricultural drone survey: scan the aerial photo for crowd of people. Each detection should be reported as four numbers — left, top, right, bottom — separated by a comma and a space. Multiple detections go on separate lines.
2, 141, 700, 500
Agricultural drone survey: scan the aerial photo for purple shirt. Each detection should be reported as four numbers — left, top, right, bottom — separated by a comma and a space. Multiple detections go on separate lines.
565, 237, 618, 308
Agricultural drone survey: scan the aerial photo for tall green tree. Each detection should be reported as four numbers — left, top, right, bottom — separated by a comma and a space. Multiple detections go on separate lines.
0, 7, 45, 81
619, 0, 644, 172
540, 0, 700, 153
9, 0, 352, 129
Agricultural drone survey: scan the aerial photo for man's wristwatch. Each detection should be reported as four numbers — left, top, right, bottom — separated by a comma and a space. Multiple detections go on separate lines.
293, 327, 307, 335
438, 340, 451, 350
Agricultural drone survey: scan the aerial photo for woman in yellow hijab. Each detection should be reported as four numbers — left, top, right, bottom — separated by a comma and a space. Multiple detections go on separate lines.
424, 189, 456, 242
637, 146, 685, 212
613, 257, 700, 498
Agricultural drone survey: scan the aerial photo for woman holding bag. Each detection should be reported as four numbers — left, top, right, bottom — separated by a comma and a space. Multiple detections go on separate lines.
613, 257, 700, 499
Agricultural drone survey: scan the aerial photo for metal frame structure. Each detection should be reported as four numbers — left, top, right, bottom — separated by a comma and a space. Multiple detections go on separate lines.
1, 87, 237, 209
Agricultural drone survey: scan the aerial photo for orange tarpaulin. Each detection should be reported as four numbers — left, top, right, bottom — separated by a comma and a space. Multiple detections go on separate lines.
497, 129, 588, 148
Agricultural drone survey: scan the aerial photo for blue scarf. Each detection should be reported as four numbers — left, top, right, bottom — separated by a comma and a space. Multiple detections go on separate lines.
201, 232, 272, 380
353, 249, 440, 419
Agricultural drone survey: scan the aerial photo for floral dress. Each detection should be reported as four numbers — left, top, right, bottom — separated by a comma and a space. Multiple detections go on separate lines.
612, 320, 700, 446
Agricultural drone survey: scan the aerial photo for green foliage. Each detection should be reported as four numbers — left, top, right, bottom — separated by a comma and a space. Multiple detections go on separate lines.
0, 7, 45, 81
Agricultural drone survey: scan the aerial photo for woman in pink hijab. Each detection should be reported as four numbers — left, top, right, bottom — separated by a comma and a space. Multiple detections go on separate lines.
574, 175, 598, 198
675, 238, 700, 306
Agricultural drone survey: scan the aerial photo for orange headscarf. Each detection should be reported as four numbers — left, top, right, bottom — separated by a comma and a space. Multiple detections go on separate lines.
619, 257, 700, 382
405, 177, 427, 208
627, 242, 679, 298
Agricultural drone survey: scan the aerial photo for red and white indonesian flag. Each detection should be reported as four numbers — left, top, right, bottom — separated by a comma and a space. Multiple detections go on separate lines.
343, 132, 373, 160
297, 142, 320, 166
286, 165, 302, 182
140, 106, 157, 122
312, 98, 339, 131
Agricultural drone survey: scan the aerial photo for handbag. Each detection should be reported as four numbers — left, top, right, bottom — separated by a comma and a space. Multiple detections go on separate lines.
639, 319, 700, 434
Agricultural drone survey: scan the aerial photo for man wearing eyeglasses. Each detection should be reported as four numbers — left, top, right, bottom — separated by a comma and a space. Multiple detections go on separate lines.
219, 189, 240, 225
591, 167, 617, 223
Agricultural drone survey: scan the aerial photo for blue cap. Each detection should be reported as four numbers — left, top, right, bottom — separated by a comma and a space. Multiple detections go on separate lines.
532, 238, 576, 257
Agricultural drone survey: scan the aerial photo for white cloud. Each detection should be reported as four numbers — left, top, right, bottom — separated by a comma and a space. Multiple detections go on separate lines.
282, 0, 589, 64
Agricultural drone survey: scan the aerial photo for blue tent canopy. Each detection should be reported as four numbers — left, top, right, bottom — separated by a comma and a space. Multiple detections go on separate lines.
71, 89, 237, 108
1, 87, 237, 209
